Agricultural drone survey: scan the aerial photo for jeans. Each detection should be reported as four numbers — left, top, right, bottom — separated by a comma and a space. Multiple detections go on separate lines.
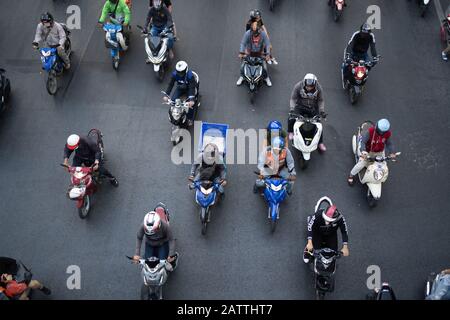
72, 157, 114, 179
172, 87, 197, 121
151, 25, 174, 49
56, 46, 70, 66
144, 241, 169, 260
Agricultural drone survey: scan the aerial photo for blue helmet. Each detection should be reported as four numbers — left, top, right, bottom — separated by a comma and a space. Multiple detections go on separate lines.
272, 136, 285, 150
267, 120, 282, 132
376, 119, 390, 134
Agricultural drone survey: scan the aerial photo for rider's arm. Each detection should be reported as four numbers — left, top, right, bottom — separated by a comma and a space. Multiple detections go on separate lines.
145, 9, 153, 29
165, 73, 176, 96
262, 31, 271, 56
285, 149, 296, 176
239, 31, 250, 55
338, 216, 349, 245
369, 33, 378, 57
289, 82, 301, 111
257, 149, 268, 173
360, 131, 370, 153
33, 23, 44, 44
307, 212, 319, 240
63, 145, 73, 161
99, 1, 112, 24
86, 138, 102, 162
163, 221, 176, 257
190, 154, 202, 177
385, 137, 394, 155
316, 83, 325, 114
187, 75, 196, 100
163, 6, 173, 28
134, 225, 145, 256
121, 0, 131, 25
55, 23, 67, 47
345, 31, 358, 56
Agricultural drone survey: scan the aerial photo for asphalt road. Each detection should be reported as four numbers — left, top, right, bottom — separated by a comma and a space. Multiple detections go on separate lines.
0, 0, 449, 300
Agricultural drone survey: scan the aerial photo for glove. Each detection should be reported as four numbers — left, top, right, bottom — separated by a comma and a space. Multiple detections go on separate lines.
320, 111, 327, 119
32, 42, 39, 49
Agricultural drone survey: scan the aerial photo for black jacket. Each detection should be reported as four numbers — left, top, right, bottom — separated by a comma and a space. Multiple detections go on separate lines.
307, 210, 349, 244
63, 136, 101, 163
346, 31, 377, 57
145, 6, 173, 29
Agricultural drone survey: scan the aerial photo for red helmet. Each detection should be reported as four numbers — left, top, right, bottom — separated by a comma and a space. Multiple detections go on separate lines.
322, 205, 340, 223
66, 134, 80, 150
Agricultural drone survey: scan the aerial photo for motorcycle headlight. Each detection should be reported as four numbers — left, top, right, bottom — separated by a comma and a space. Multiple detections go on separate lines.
41, 50, 51, 57
373, 168, 385, 181
357, 71, 365, 78
69, 187, 85, 199
270, 184, 283, 192
200, 187, 213, 195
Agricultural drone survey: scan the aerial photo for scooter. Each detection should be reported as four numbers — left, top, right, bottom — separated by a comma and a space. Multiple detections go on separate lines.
408, 0, 430, 17
61, 129, 105, 219
425, 270, 450, 300
330, 0, 346, 22
240, 56, 265, 104
35, 24, 72, 95
352, 121, 401, 207
254, 173, 290, 233
366, 282, 397, 300
291, 112, 325, 169
137, 24, 174, 81
0, 68, 11, 114
342, 55, 379, 104
102, 16, 128, 70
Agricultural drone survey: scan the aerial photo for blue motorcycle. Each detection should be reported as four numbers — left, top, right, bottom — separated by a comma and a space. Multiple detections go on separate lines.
36, 26, 71, 95
255, 174, 289, 233
102, 16, 128, 70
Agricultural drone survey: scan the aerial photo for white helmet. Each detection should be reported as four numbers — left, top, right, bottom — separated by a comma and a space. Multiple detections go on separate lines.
176, 61, 188, 75
67, 134, 80, 150
143, 211, 161, 235
303, 73, 318, 86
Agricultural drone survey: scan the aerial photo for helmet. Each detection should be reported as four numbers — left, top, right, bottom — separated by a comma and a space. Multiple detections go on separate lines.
153, 0, 162, 9
376, 119, 390, 134
272, 136, 285, 150
143, 211, 161, 236
67, 134, 80, 150
447, 13, 450, 22
303, 73, 318, 91
361, 22, 372, 33
267, 120, 282, 132
40, 12, 54, 25
250, 9, 261, 20
203, 143, 219, 165
322, 205, 341, 223
176, 61, 188, 78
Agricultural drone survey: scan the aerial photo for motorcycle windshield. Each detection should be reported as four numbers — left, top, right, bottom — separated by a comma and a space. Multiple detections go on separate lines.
300, 122, 318, 139
264, 179, 287, 203
149, 36, 162, 53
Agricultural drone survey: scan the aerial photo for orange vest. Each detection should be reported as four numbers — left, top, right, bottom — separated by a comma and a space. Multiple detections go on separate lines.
265, 149, 287, 170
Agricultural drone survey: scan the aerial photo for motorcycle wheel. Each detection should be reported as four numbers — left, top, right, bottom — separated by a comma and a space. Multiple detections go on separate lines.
333, 7, 342, 22
201, 208, 208, 235
250, 91, 256, 104
420, 4, 427, 17
316, 290, 325, 300
157, 65, 165, 82
349, 86, 359, 105
201, 221, 208, 235
367, 191, 378, 208
46, 71, 58, 95
270, 219, 277, 233
78, 195, 90, 219
269, 0, 275, 11
112, 57, 120, 71
140, 284, 150, 300
299, 154, 309, 170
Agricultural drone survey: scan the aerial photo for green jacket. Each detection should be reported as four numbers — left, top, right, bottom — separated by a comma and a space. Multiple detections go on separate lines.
99, 0, 131, 25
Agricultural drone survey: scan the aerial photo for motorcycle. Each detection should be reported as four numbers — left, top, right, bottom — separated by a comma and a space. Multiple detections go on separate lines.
61, 129, 105, 219
330, 0, 346, 22
0, 257, 35, 300
408, 0, 430, 17
0, 68, 11, 114
425, 270, 450, 300
342, 54, 379, 104
102, 16, 129, 71
190, 122, 228, 235
352, 121, 401, 207
366, 282, 397, 300
254, 173, 289, 233
240, 56, 265, 104
290, 112, 326, 169
35, 24, 72, 95
137, 24, 175, 81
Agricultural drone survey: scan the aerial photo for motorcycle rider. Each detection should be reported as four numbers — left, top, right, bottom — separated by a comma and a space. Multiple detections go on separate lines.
0, 273, 51, 300
63, 134, 119, 187
254, 136, 296, 195
237, 21, 272, 87
348, 119, 396, 185
163, 61, 198, 126
288, 73, 327, 152
441, 13, 450, 61
133, 207, 178, 265
32, 12, 71, 69
144, 0, 175, 59
426, 269, 450, 300
264, 120, 288, 148
189, 143, 227, 196
245, 10, 277, 65
303, 200, 349, 263
98, 0, 131, 43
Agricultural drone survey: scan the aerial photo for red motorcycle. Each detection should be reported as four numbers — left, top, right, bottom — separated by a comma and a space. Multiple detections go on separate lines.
61, 129, 105, 219
341, 56, 379, 104
330, 0, 346, 22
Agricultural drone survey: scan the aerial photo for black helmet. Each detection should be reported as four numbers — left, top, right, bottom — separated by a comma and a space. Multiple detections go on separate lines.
361, 22, 372, 33
40, 12, 54, 24
250, 9, 261, 20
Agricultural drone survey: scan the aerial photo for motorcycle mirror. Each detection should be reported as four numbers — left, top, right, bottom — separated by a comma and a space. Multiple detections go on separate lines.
136, 25, 143, 30
395, 152, 401, 156
60, 163, 69, 168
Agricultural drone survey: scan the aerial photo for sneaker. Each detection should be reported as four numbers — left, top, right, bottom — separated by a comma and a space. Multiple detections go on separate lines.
40, 286, 51, 295
110, 177, 119, 187
303, 251, 312, 264
236, 76, 244, 86
264, 77, 272, 87
271, 57, 278, 65
347, 174, 355, 186
318, 143, 327, 152
288, 132, 294, 141
442, 51, 448, 61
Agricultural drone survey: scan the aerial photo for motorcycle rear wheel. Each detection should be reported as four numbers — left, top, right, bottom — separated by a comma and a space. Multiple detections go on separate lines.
157, 65, 165, 82
316, 290, 325, 300
112, 56, 120, 71
333, 7, 342, 22
46, 72, 58, 95
78, 195, 90, 219
249, 91, 256, 104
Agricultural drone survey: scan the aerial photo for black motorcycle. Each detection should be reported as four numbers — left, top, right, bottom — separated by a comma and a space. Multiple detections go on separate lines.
0, 68, 11, 114
366, 282, 397, 300
240, 56, 264, 104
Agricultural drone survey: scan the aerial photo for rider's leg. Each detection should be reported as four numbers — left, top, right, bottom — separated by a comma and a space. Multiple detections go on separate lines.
279, 167, 294, 195
57, 46, 70, 69
98, 164, 119, 187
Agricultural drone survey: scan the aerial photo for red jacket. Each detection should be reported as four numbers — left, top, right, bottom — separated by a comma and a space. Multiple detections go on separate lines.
366, 126, 391, 153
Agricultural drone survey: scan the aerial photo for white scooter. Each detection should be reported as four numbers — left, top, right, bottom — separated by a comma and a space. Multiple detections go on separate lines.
291, 112, 325, 169
352, 121, 401, 207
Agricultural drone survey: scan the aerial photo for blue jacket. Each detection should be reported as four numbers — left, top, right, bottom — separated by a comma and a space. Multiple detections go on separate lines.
166, 70, 196, 99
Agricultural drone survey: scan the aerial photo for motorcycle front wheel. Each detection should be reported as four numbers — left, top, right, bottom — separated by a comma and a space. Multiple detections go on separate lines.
367, 190, 378, 208
46, 71, 58, 95
349, 86, 359, 105
157, 64, 165, 82
200, 208, 209, 235
316, 290, 325, 300
299, 154, 309, 170
249, 91, 257, 104
78, 195, 90, 219
333, 7, 342, 22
